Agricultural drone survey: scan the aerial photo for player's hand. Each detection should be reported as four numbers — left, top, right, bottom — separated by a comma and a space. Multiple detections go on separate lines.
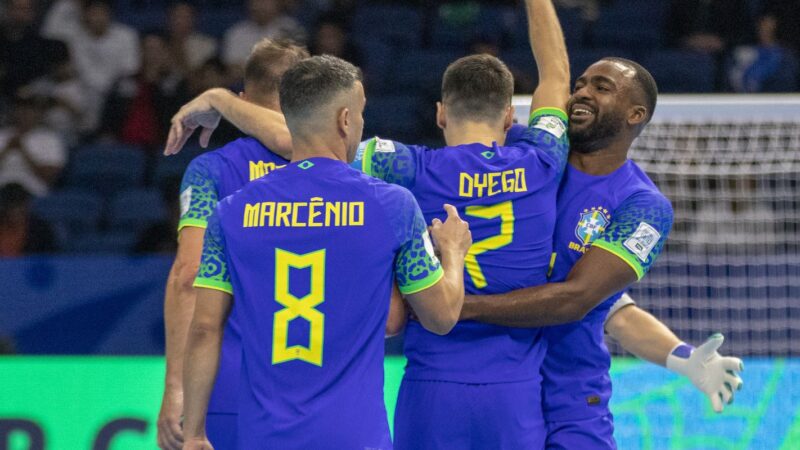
666, 333, 744, 413
164, 89, 224, 156
430, 204, 472, 259
182, 437, 214, 450
157, 388, 184, 450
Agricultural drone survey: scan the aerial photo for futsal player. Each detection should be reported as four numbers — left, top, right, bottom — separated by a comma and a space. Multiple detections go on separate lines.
181, 55, 472, 450
156, 39, 308, 450
462, 57, 745, 449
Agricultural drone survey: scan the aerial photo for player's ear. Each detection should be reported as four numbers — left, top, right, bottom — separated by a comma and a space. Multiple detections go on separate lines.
338, 107, 351, 138
503, 105, 515, 132
436, 102, 446, 130
627, 105, 647, 127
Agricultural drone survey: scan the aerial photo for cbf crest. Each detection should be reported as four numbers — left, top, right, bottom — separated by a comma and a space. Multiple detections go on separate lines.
574, 207, 611, 247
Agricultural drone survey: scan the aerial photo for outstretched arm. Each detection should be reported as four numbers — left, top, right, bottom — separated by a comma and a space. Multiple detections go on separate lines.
605, 295, 744, 413
164, 88, 293, 158
527, 0, 571, 112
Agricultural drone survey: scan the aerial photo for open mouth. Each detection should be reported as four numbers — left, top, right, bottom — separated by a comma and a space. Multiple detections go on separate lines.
569, 104, 595, 122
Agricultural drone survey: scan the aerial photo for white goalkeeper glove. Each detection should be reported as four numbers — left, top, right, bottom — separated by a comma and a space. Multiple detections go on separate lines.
666, 333, 744, 413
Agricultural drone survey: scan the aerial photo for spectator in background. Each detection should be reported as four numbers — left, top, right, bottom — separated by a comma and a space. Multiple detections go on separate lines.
0, 0, 54, 97
0, 183, 57, 257
0, 95, 66, 197
309, 13, 361, 66
97, 32, 189, 151
20, 40, 87, 146
728, 14, 797, 92
41, 0, 84, 41
762, 0, 800, 56
62, 0, 140, 131
666, 0, 753, 55
223, 0, 306, 76
166, 2, 218, 75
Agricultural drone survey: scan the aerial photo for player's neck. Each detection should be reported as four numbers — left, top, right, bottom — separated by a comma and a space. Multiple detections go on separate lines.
569, 143, 628, 175
291, 135, 348, 163
443, 121, 505, 148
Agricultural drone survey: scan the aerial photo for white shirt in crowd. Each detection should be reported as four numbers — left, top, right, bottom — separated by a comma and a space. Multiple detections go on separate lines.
181, 33, 218, 70
0, 128, 67, 196
222, 16, 306, 66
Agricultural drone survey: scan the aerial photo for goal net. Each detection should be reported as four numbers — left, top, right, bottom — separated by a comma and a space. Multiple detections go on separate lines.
513, 95, 800, 356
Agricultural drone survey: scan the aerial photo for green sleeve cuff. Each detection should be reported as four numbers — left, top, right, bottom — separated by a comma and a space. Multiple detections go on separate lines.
399, 266, 444, 295
193, 278, 233, 295
592, 240, 645, 280
529, 107, 568, 126
361, 138, 377, 176
178, 218, 208, 232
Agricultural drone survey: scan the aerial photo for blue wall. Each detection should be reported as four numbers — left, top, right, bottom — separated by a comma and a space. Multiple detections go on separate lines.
1, 256, 171, 354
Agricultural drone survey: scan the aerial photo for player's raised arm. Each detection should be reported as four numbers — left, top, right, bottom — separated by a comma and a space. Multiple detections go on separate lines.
605, 295, 744, 413
164, 87, 293, 159
461, 192, 672, 327
401, 204, 471, 335
527, 0, 570, 112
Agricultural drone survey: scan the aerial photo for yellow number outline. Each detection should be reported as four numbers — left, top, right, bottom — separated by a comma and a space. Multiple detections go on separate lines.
273, 248, 326, 366
464, 201, 515, 289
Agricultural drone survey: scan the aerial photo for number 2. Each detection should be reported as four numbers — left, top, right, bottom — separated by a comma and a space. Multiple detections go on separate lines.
273, 248, 326, 366
464, 201, 515, 289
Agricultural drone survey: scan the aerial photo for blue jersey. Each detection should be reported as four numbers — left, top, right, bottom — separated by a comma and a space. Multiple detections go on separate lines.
194, 158, 443, 449
543, 161, 673, 421
354, 108, 569, 383
178, 136, 287, 413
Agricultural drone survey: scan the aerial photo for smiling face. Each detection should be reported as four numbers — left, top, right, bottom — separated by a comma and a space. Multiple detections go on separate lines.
567, 60, 642, 153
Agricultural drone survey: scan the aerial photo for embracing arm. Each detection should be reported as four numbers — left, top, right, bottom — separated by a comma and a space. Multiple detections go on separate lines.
164, 87, 292, 158
527, 0, 571, 111
461, 246, 636, 327
182, 288, 231, 446
157, 227, 205, 450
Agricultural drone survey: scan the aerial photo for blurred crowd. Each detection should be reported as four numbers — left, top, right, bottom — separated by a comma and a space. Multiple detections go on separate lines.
0, 0, 798, 256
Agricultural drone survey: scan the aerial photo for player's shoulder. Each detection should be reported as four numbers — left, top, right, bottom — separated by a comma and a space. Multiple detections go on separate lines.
213, 136, 283, 160
619, 161, 670, 207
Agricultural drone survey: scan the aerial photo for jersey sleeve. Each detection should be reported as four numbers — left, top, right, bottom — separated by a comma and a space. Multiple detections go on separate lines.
178, 155, 219, 231
351, 137, 419, 189
193, 209, 233, 294
381, 186, 444, 295
592, 193, 674, 280
508, 108, 570, 180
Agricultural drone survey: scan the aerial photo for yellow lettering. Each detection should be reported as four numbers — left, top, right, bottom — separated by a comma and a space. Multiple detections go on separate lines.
326, 202, 341, 227
349, 202, 364, 226
459, 172, 473, 198
244, 203, 260, 227
261, 202, 275, 227
487, 172, 500, 196
308, 197, 323, 227
291, 202, 307, 227
515, 168, 527, 192
276, 202, 291, 227
473, 174, 488, 197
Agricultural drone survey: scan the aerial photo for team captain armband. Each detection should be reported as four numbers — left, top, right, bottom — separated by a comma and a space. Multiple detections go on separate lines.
529, 107, 568, 138
352, 137, 418, 189
592, 193, 674, 280
178, 156, 219, 231
193, 211, 232, 294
